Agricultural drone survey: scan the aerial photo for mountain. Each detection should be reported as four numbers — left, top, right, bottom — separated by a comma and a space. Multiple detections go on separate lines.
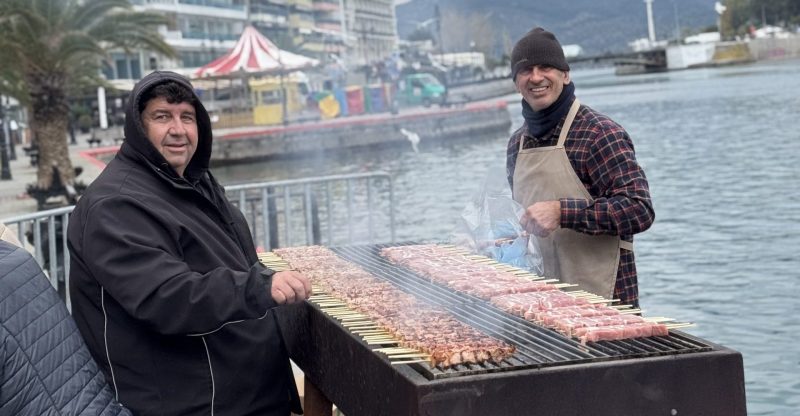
396, 0, 720, 56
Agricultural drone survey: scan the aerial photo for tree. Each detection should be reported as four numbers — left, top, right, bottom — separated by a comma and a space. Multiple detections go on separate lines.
0, 0, 174, 190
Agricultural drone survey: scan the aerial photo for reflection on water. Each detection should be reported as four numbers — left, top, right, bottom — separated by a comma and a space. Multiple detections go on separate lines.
215, 59, 800, 415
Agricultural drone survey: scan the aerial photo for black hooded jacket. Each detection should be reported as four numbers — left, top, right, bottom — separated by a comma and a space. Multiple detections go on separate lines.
67, 71, 300, 416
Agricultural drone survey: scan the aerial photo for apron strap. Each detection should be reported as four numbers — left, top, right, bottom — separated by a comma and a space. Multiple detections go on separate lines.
620, 240, 634, 251
556, 99, 581, 148
518, 128, 528, 152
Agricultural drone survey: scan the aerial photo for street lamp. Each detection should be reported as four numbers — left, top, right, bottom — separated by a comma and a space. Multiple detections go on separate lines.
0, 96, 12, 180
278, 49, 289, 126
714, 1, 727, 36
671, 0, 681, 42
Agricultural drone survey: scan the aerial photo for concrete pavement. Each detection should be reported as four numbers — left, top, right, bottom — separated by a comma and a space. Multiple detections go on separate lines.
1, 133, 105, 220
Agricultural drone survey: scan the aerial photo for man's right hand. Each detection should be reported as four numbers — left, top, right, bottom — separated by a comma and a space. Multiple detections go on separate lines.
270, 271, 312, 305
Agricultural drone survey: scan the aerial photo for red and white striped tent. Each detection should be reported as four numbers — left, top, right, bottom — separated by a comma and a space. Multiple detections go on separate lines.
194, 26, 319, 78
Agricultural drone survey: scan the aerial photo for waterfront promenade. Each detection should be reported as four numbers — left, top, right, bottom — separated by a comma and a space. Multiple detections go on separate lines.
1, 98, 510, 220
1, 134, 104, 219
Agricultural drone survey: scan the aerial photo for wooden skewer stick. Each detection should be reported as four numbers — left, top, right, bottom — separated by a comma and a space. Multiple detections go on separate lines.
340, 318, 371, 324
324, 308, 360, 313
366, 340, 399, 345
344, 324, 378, 329
644, 317, 676, 323
330, 316, 367, 321
390, 359, 430, 365
347, 327, 380, 332
617, 309, 643, 315
363, 338, 397, 343
362, 334, 395, 339
387, 353, 430, 359
309, 296, 338, 301
374, 347, 419, 353
353, 330, 389, 335
331, 314, 367, 320
666, 323, 695, 330
554, 283, 579, 289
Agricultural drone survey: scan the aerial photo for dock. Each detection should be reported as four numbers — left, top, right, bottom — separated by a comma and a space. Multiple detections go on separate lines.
82, 99, 512, 165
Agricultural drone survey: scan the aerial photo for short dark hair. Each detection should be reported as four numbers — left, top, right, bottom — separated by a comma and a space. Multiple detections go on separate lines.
138, 81, 197, 114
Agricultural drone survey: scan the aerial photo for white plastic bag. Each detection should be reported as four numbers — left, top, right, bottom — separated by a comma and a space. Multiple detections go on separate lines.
450, 166, 543, 274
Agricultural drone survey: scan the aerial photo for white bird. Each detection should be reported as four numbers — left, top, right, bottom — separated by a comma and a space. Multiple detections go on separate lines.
400, 128, 420, 153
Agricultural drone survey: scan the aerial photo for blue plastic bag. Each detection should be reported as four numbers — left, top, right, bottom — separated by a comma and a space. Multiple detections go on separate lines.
451, 164, 542, 274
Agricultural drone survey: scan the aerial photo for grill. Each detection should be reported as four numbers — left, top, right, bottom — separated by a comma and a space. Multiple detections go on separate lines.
275, 244, 747, 416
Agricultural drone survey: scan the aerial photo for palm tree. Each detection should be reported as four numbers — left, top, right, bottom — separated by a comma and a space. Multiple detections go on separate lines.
0, 0, 174, 190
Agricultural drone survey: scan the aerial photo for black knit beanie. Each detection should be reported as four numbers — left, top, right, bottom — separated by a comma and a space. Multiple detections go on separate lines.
510, 27, 570, 80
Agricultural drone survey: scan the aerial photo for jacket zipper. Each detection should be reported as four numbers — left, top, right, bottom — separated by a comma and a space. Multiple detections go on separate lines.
201, 336, 216, 416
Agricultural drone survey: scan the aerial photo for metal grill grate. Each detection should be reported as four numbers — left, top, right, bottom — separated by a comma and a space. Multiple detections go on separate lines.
332, 243, 712, 380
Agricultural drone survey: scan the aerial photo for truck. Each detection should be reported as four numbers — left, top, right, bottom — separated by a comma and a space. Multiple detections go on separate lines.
393, 73, 447, 108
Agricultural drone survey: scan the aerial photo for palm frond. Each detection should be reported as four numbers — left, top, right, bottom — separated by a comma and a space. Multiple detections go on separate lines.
71, 0, 132, 30
89, 12, 176, 57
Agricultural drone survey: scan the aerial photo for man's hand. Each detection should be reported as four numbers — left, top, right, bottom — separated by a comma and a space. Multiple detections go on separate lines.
270, 271, 312, 305
520, 200, 561, 237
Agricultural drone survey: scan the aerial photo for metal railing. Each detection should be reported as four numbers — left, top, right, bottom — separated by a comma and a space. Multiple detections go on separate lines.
2, 206, 74, 306
226, 171, 395, 250
2, 171, 395, 307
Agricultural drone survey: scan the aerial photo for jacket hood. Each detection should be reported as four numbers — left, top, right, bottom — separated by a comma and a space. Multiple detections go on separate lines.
123, 71, 212, 179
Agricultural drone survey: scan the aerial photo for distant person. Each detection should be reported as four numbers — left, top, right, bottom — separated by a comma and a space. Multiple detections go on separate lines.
67, 71, 310, 415
506, 28, 654, 307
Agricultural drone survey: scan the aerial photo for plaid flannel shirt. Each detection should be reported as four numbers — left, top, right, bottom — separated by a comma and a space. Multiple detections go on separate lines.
507, 102, 654, 307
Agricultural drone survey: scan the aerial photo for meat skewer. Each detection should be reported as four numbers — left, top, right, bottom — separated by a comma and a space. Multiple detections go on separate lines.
270, 246, 516, 368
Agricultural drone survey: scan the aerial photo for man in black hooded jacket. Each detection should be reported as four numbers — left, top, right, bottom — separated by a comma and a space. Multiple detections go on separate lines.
67, 71, 310, 415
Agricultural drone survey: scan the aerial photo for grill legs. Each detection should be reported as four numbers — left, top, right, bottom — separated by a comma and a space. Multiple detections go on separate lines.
304, 376, 333, 416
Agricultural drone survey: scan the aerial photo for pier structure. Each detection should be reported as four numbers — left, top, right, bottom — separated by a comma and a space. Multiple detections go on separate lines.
209, 100, 512, 163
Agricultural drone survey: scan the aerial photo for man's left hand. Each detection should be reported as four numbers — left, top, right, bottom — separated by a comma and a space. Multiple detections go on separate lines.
270, 271, 312, 305
520, 200, 561, 237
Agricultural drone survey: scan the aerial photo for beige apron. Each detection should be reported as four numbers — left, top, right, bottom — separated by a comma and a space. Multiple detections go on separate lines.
512, 99, 630, 299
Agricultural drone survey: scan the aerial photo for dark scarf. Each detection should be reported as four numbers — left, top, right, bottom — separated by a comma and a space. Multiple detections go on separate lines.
520, 82, 576, 139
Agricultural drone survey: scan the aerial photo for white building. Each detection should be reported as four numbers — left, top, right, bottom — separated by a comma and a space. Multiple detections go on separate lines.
103, 0, 399, 81
103, 0, 249, 80
340, 0, 398, 67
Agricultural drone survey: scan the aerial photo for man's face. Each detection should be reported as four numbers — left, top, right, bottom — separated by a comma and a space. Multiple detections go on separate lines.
515, 65, 571, 112
141, 97, 198, 177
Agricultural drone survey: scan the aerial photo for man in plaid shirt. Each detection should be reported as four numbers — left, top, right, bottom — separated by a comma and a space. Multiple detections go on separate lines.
506, 28, 654, 307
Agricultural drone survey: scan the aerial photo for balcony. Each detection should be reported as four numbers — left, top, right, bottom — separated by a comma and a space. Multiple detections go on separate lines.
182, 31, 241, 41
136, 0, 247, 20
178, 0, 246, 11
313, 1, 338, 12
251, 12, 288, 26
315, 21, 342, 32
287, 0, 313, 11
